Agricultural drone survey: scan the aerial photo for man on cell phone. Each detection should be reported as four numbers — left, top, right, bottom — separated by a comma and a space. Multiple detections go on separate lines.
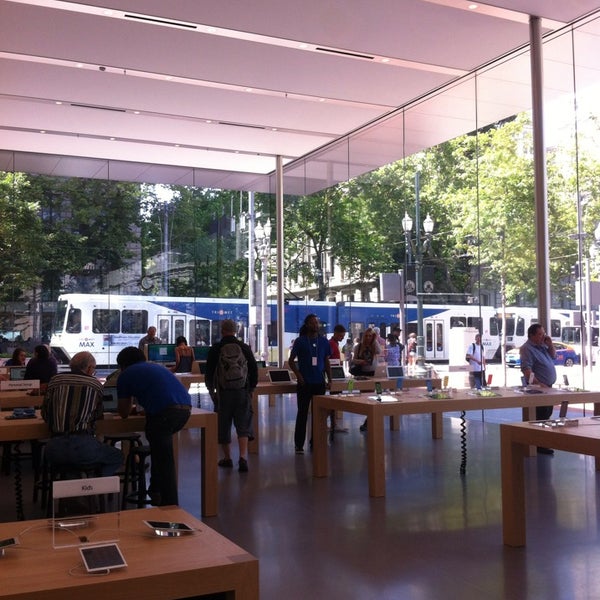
520, 323, 557, 454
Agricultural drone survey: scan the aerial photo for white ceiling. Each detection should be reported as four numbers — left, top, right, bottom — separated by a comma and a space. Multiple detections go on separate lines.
1, 0, 600, 193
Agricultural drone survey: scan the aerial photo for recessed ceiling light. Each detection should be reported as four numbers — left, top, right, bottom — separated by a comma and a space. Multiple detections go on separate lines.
206, 119, 212, 123
165, 76, 173, 80
381, 58, 391, 63
109, 137, 115, 140
55, 101, 63, 105
299, 43, 308, 49
76, 63, 83, 68
468, 3, 478, 9
245, 88, 253, 92
40, 130, 46, 134
133, 110, 140, 114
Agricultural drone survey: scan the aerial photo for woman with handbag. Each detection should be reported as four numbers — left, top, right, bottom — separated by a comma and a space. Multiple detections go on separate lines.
350, 329, 381, 432
350, 328, 380, 377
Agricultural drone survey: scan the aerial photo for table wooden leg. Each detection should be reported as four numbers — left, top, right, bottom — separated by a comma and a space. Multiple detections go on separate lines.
249, 392, 259, 454
431, 412, 443, 438
500, 425, 526, 546
200, 415, 218, 517
390, 415, 401, 430
312, 403, 329, 478
367, 408, 386, 497
521, 406, 537, 457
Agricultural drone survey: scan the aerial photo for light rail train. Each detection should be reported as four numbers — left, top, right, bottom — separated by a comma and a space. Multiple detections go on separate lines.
49, 294, 575, 366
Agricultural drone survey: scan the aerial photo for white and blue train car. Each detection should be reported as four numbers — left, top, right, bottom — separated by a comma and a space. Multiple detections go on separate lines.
50, 293, 573, 366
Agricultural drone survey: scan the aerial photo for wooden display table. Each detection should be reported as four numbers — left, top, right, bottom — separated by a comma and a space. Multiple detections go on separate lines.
247, 376, 441, 454
501, 418, 600, 547
173, 373, 205, 389
312, 387, 600, 498
0, 408, 218, 518
0, 506, 258, 599
0, 391, 43, 411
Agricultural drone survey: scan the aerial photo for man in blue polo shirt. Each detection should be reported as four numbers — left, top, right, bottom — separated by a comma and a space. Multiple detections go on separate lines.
288, 314, 331, 454
116, 346, 191, 506
520, 322, 557, 454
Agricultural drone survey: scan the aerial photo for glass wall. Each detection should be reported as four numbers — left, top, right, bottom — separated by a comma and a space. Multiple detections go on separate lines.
2, 12, 600, 368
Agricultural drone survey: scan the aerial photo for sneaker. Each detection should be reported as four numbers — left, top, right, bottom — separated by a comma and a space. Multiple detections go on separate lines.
238, 457, 248, 472
295, 447, 304, 454
218, 458, 233, 468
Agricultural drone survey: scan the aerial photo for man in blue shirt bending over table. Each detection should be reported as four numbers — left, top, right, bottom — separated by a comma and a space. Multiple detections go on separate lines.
116, 346, 191, 506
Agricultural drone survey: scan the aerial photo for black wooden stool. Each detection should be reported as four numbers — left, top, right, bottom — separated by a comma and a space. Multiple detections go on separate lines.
122, 445, 152, 509
102, 433, 142, 482
43, 460, 105, 517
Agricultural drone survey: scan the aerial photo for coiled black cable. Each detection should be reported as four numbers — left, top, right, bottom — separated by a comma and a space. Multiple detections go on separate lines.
459, 411, 467, 475
13, 441, 25, 521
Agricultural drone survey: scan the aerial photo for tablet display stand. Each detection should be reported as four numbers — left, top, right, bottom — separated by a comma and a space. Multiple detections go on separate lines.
51, 476, 120, 549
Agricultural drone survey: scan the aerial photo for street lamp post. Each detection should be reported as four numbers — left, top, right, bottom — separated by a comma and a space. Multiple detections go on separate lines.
402, 172, 434, 371
255, 218, 272, 363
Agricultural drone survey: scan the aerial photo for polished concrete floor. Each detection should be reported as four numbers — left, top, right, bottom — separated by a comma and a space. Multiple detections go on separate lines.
3, 395, 600, 600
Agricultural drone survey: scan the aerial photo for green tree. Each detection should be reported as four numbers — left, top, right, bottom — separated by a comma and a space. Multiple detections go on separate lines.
0, 171, 46, 300
141, 185, 249, 298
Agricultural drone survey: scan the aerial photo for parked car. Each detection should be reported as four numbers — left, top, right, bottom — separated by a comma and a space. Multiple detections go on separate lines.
505, 342, 581, 368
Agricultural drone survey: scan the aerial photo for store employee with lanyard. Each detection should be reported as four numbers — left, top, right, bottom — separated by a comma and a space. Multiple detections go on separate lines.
288, 314, 332, 454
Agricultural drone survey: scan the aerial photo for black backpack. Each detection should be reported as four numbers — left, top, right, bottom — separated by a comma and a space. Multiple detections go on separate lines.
217, 342, 248, 389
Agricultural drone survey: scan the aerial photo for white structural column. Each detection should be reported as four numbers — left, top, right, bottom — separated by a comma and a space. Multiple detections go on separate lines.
276, 155, 285, 367
247, 191, 257, 354
529, 16, 551, 331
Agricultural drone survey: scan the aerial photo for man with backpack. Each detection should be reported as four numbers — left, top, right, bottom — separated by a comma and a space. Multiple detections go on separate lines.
466, 333, 486, 389
205, 319, 258, 473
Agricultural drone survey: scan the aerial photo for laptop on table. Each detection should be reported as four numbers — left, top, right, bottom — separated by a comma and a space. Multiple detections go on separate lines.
267, 369, 294, 384
386, 366, 404, 379
101, 387, 120, 414
329, 366, 348, 382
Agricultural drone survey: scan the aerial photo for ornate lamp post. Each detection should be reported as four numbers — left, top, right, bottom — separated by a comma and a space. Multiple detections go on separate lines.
402, 173, 434, 370
254, 218, 272, 363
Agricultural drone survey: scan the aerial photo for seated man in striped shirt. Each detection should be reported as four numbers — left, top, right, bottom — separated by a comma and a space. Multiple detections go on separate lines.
41, 351, 123, 476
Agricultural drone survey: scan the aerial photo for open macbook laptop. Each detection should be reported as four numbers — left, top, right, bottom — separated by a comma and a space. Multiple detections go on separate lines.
329, 366, 347, 381
9, 366, 27, 381
267, 369, 294, 383
101, 387, 119, 413
386, 366, 404, 378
